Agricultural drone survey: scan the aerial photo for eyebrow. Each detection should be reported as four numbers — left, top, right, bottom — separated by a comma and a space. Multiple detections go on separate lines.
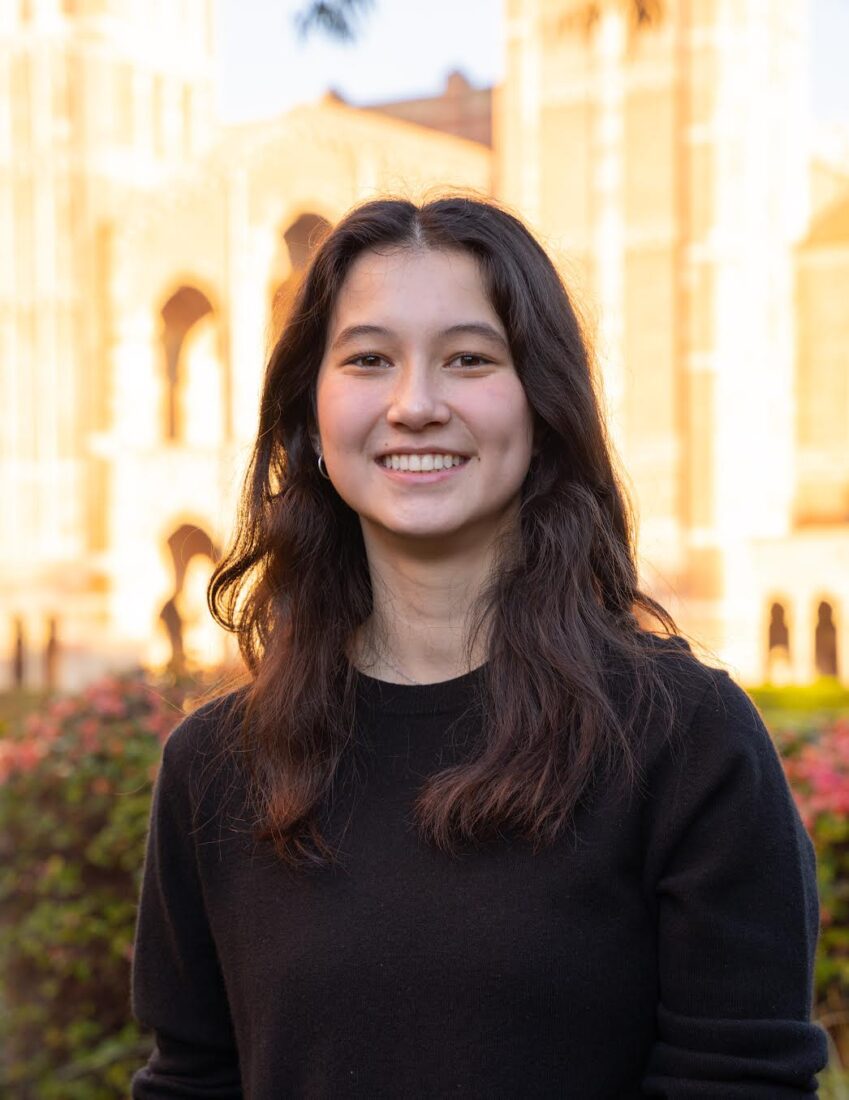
330, 322, 509, 352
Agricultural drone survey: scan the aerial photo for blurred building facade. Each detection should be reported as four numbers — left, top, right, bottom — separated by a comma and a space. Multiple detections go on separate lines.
1, 0, 219, 685
1, 0, 847, 689
498, 0, 849, 683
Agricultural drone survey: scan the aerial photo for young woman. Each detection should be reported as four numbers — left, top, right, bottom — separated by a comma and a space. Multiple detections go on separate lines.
131, 196, 827, 1097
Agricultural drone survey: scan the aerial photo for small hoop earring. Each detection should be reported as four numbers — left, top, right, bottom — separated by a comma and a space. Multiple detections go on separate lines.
317, 453, 330, 480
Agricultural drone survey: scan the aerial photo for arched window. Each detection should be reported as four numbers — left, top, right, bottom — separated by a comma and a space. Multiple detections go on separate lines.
766, 601, 791, 684
158, 524, 224, 674
159, 285, 222, 443
44, 616, 59, 692
268, 212, 330, 346
11, 617, 25, 689
180, 312, 224, 447
815, 600, 839, 678
768, 602, 790, 651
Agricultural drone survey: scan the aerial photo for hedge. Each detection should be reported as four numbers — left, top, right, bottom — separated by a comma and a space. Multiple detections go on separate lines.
0, 673, 191, 1097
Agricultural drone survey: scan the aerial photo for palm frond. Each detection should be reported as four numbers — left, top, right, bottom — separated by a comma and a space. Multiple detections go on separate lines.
293, 0, 376, 43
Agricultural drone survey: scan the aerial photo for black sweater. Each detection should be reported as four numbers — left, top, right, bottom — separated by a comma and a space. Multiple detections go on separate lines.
131, 648, 827, 1098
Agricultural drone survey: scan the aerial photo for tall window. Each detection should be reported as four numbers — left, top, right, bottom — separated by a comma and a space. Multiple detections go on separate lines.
160, 286, 214, 441
766, 601, 791, 685
815, 601, 839, 678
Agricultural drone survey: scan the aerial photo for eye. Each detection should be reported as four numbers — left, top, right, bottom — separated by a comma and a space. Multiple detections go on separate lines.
347, 353, 390, 369
448, 353, 492, 369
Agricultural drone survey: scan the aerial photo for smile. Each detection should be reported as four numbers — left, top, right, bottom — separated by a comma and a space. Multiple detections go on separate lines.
377, 453, 468, 472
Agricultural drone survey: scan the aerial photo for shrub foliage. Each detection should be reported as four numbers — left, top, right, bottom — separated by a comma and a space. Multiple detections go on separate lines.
778, 717, 849, 1067
0, 673, 188, 1098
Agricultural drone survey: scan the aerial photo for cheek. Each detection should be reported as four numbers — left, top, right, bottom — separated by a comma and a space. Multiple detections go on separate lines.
473, 382, 534, 459
316, 380, 376, 454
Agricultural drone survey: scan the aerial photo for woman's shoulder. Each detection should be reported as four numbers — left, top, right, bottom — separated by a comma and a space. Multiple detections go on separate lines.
605, 631, 716, 717
638, 631, 732, 702
634, 633, 775, 776
160, 686, 249, 790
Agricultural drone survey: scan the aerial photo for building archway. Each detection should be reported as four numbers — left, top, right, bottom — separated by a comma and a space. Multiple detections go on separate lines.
157, 523, 222, 674
766, 600, 791, 685
815, 600, 839, 678
159, 285, 227, 444
267, 212, 331, 346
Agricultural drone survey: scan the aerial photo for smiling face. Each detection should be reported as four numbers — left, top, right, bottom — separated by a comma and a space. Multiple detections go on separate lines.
314, 247, 535, 553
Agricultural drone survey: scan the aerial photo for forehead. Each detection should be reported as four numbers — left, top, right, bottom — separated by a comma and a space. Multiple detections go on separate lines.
327, 247, 502, 333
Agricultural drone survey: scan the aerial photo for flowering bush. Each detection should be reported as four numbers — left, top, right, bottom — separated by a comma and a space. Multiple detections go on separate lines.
0, 673, 193, 1098
779, 717, 849, 1066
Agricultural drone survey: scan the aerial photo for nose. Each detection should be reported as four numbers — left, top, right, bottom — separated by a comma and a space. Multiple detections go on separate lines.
385, 363, 450, 430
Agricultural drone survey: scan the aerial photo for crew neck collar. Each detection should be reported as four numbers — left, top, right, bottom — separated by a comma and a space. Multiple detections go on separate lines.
354, 663, 487, 716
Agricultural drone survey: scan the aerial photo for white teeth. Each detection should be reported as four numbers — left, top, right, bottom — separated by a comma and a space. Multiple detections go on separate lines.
380, 453, 467, 471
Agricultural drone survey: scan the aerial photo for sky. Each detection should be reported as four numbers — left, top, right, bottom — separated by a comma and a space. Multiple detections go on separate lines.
216, 0, 849, 128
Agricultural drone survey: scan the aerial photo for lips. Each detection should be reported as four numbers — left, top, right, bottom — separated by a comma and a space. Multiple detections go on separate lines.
376, 449, 470, 459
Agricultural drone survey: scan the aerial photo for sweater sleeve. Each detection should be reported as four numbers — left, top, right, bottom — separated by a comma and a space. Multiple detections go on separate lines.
640, 668, 828, 1098
131, 717, 243, 1099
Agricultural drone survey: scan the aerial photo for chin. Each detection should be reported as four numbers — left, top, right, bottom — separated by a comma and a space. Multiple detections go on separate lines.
382, 512, 502, 548
386, 523, 465, 541
363, 511, 467, 542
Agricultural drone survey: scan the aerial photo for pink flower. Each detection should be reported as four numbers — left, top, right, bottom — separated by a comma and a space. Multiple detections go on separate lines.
780, 719, 849, 826
24, 714, 44, 736
50, 698, 77, 720
78, 718, 101, 753
0, 743, 16, 784
0, 740, 49, 781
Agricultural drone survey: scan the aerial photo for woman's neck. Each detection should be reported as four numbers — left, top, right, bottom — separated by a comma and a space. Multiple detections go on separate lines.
353, 542, 495, 686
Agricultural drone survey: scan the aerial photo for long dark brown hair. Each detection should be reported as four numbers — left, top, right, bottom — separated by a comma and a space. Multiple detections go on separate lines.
209, 194, 685, 868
